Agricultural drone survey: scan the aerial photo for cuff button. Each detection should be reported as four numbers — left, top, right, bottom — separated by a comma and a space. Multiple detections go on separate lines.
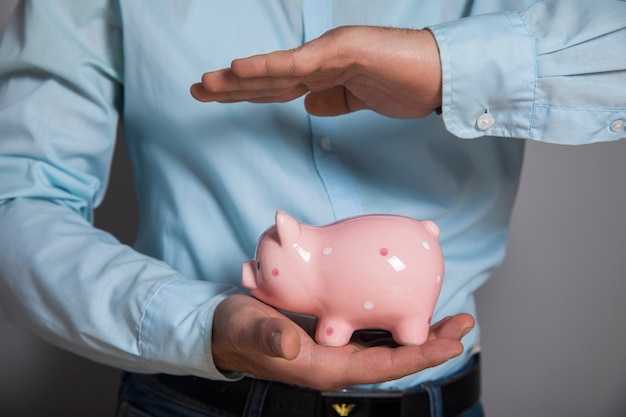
610, 119, 624, 133
476, 113, 495, 131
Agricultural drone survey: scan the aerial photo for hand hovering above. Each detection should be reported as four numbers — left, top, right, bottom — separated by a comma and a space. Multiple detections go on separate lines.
191, 26, 442, 119
212, 295, 474, 392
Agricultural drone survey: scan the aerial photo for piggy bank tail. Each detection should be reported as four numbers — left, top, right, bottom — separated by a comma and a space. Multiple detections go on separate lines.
423, 220, 440, 238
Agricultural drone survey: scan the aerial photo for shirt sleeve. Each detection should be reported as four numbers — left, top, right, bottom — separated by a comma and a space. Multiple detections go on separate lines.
428, 0, 626, 144
0, 0, 240, 380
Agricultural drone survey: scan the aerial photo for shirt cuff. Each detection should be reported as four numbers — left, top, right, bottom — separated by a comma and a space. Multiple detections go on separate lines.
428, 11, 535, 139
139, 278, 244, 381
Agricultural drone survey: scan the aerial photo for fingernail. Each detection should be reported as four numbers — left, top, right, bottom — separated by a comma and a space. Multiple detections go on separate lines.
271, 331, 283, 357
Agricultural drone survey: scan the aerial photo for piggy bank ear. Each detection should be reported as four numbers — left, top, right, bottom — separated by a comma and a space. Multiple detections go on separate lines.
275, 210, 301, 246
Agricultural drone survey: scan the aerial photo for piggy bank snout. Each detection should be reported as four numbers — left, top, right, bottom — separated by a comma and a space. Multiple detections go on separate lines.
241, 260, 259, 290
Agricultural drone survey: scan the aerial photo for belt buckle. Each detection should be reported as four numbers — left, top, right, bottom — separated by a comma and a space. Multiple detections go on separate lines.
321, 389, 403, 417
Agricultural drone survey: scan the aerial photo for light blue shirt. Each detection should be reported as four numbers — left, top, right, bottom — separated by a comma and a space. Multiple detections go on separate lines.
0, 0, 624, 390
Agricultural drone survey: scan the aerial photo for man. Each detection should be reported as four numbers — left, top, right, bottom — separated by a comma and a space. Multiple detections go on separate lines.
1, 1, 624, 416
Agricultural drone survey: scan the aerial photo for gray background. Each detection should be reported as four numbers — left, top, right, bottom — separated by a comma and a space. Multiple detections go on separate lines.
1, 2, 625, 416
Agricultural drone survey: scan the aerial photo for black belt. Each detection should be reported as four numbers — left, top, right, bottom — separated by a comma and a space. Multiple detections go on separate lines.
151, 355, 480, 417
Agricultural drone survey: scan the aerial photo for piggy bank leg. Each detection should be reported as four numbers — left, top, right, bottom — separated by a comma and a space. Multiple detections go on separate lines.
315, 318, 354, 347
391, 317, 431, 346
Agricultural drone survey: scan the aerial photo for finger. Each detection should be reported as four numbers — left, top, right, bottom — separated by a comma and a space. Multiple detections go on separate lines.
311, 319, 470, 390
191, 67, 304, 100
429, 313, 475, 341
203, 67, 303, 90
190, 82, 215, 102
230, 48, 312, 78
228, 86, 309, 104
417, 338, 465, 366
314, 340, 463, 390
191, 83, 308, 104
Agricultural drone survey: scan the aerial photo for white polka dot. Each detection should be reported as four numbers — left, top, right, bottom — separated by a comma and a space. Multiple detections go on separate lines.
322, 246, 333, 255
363, 301, 374, 310
436, 275, 442, 284
422, 241, 430, 250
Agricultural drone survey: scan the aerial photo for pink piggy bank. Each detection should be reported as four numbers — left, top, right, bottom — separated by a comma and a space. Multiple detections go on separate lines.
241, 211, 444, 347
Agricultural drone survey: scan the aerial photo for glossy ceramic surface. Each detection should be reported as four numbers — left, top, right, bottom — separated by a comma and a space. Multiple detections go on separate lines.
242, 211, 444, 346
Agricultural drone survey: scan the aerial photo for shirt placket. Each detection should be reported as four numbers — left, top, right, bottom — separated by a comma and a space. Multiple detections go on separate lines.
302, 0, 364, 220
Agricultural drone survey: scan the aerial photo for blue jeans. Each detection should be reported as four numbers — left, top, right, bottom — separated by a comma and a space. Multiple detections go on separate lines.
116, 359, 484, 417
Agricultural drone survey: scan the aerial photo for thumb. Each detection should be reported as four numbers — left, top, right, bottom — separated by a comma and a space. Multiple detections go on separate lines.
254, 316, 302, 360
304, 86, 370, 116
213, 295, 303, 366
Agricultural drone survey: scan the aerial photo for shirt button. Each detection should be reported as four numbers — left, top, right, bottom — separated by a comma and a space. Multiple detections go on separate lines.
476, 113, 495, 131
319, 137, 333, 152
610, 119, 625, 133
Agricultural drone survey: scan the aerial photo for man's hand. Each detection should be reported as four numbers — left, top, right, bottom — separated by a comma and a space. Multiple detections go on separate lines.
212, 295, 474, 392
190, 26, 442, 119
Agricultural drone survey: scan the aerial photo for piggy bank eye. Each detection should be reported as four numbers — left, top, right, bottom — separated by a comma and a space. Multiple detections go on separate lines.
256, 261, 261, 270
